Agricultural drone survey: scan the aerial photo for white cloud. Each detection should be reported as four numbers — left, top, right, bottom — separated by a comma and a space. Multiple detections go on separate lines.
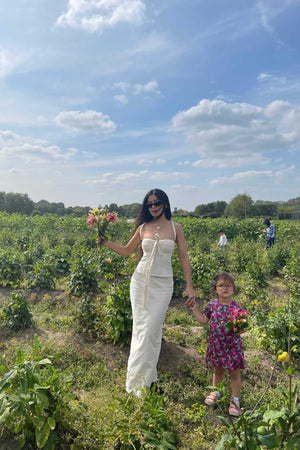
210, 166, 296, 185
113, 81, 130, 91
0, 130, 47, 146
85, 170, 149, 185
133, 80, 160, 95
114, 94, 128, 104
112, 80, 160, 101
177, 160, 191, 166
138, 159, 152, 165
0, 48, 27, 78
172, 99, 300, 168
54, 110, 116, 134
56, 0, 146, 33
255, 0, 296, 44
257, 72, 300, 94
0, 142, 77, 164
137, 158, 166, 166
148, 171, 190, 181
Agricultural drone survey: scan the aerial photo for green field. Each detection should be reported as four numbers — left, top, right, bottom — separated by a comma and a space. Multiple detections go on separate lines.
0, 213, 299, 449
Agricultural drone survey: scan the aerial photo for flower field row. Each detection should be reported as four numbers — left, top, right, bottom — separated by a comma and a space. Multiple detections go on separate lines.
0, 212, 299, 448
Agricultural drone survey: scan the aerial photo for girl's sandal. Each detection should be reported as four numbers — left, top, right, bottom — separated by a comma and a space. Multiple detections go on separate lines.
229, 401, 241, 416
204, 392, 220, 406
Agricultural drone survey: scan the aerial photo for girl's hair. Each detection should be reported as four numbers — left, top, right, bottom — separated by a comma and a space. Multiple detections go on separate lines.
135, 188, 172, 229
212, 272, 235, 291
263, 218, 271, 227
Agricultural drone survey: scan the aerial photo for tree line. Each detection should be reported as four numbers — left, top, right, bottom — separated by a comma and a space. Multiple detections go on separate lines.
0, 191, 299, 220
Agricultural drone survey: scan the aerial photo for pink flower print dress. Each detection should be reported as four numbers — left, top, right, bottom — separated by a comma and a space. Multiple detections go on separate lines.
204, 298, 245, 371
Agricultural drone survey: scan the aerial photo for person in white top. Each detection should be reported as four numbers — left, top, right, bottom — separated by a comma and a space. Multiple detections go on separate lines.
218, 230, 227, 249
97, 188, 195, 395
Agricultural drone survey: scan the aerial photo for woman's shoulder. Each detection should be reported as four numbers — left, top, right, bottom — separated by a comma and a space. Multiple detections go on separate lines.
173, 222, 183, 232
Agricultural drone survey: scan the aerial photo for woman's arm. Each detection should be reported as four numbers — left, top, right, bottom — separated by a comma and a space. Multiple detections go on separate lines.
175, 222, 196, 301
98, 226, 141, 257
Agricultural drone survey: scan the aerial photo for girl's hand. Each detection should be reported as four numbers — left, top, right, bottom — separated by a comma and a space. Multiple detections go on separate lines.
185, 291, 197, 308
185, 298, 197, 310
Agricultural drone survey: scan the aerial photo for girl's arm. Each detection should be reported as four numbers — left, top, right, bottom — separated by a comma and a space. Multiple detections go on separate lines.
175, 222, 196, 301
186, 299, 209, 325
98, 226, 141, 257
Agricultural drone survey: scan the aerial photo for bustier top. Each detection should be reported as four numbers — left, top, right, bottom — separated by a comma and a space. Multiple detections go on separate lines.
135, 222, 176, 278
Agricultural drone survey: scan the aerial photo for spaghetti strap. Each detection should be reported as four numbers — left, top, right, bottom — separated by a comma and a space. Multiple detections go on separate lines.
171, 221, 176, 240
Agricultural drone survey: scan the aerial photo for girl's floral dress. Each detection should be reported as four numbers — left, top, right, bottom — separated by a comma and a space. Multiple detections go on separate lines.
204, 298, 245, 370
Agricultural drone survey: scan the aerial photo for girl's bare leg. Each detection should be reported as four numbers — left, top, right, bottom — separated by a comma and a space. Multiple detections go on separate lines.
229, 369, 241, 397
213, 366, 226, 387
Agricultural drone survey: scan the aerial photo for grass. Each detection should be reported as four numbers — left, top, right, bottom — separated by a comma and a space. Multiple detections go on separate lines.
0, 271, 298, 449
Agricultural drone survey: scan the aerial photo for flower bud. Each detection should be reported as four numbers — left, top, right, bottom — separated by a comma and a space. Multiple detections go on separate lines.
278, 351, 289, 362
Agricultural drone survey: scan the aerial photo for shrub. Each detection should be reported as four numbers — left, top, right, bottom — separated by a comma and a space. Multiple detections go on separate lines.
4, 290, 33, 330
26, 262, 56, 290
103, 279, 132, 345
190, 253, 218, 297
77, 295, 97, 333
0, 346, 82, 449
0, 250, 22, 286
67, 250, 99, 296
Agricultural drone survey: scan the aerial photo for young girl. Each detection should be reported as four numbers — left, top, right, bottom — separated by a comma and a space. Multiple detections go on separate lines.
186, 272, 245, 416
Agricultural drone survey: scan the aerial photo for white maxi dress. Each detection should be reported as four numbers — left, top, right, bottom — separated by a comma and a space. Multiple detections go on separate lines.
126, 222, 176, 395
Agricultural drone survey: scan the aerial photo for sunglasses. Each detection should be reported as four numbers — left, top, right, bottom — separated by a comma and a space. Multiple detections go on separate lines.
146, 201, 163, 209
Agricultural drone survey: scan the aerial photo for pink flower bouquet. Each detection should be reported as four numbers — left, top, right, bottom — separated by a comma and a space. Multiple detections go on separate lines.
224, 308, 249, 334
87, 208, 118, 249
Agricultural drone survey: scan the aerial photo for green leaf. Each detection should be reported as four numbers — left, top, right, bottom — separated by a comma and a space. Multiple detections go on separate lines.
263, 409, 285, 420
258, 433, 279, 448
216, 415, 231, 428
36, 420, 50, 449
36, 391, 49, 409
38, 358, 52, 366
0, 407, 11, 424
33, 415, 46, 431
47, 416, 56, 430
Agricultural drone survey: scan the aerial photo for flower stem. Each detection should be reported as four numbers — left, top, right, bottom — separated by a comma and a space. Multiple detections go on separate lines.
249, 354, 278, 416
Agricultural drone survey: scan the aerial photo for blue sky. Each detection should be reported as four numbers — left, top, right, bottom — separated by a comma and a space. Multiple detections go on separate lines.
0, 0, 300, 211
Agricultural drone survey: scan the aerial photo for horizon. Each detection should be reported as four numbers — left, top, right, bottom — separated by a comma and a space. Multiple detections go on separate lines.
1, 1, 300, 210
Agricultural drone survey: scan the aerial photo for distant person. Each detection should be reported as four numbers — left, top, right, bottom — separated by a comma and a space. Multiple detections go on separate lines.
186, 272, 246, 417
261, 219, 275, 249
96, 188, 195, 395
217, 230, 227, 249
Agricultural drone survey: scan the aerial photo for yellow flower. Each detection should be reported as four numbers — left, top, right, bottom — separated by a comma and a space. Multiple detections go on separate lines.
93, 208, 100, 215
100, 214, 106, 220
106, 258, 112, 263
278, 351, 289, 362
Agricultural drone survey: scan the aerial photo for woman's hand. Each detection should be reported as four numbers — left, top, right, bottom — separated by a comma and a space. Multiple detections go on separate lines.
185, 286, 196, 304
185, 297, 196, 309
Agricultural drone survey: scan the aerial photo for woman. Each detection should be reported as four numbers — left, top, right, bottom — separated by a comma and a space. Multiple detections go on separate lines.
97, 188, 195, 395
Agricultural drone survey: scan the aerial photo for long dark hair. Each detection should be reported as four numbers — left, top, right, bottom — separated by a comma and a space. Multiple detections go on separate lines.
135, 188, 172, 229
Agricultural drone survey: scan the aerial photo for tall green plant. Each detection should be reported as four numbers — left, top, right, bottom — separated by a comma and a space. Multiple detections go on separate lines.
4, 290, 33, 330
0, 346, 79, 449
103, 279, 132, 345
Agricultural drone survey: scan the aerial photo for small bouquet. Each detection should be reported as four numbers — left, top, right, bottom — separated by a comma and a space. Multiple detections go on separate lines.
224, 308, 249, 334
87, 208, 118, 250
